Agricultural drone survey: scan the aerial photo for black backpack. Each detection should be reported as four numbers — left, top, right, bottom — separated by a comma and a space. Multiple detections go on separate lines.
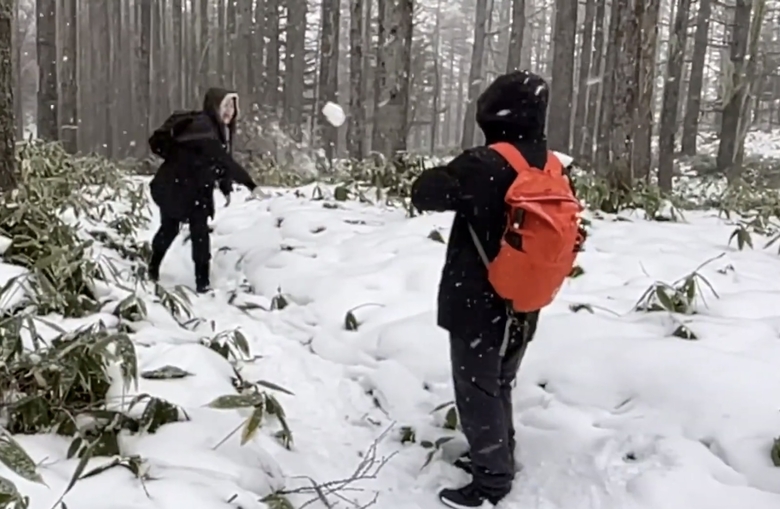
148, 110, 200, 159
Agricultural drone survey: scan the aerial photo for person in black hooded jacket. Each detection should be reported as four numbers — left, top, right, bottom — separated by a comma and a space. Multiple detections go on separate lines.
148, 87, 258, 293
411, 71, 577, 508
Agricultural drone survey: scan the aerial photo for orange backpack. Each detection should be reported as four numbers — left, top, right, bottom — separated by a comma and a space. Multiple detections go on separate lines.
467, 142, 584, 313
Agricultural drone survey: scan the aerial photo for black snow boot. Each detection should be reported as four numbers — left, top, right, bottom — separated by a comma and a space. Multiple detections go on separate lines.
438, 483, 502, 509
194, 262, 211, 293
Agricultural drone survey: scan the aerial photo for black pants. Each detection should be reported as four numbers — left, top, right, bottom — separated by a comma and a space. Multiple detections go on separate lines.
150, 208, 211, 288
450, 311, 538, 498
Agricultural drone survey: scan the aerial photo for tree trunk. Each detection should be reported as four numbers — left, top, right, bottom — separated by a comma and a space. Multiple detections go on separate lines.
506, 0, 524, 72
572, 0, 595, 159
317, 0, 341, 162
283, 0, 306, 141
631, 0, 660, 180
548, 0, 577, 153
657, 0, 692, 190
429, 0, 441, 153
605, 0, 639, 191
680, 0, 711, 155
266, 0, 280, 120
0, 0, 16, 190
137, 0, 152, 156
59, 0, 77, 153
585, 0, 606, 163
373, 0, 413, 159
36, 0, 58, 141
347, 0, 366, 159
716, 0, 753, 181
460, 0, 488, 149
12, 0, 22, 139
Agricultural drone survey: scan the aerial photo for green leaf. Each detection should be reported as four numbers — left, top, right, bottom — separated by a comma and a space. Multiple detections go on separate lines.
111, 333, 138, 390
241, 406, 265, 445
140, 365, 193, 380
206, 393, 265, 409
655, 286, 676, 311
344, 311, 359, 331
0, 435, 45, 485
333, 186, 350, 201
435, 436, 455, 448
63, 439, 96, 496
427, 230, 445, 243
430, 400, 454, 413
0, 475, 19, 499
443, 407, 458, 430
232, 330, 250, 357
254, 379, 295, 396
569, 303, 594, 313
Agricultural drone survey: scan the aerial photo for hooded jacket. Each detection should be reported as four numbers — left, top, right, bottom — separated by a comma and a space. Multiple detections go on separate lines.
149, 88, 256, 221
411, 71, 573, 336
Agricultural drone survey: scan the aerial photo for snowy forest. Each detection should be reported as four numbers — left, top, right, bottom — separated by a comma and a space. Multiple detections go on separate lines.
2, 1, 780, 509
0, 0, 779, 188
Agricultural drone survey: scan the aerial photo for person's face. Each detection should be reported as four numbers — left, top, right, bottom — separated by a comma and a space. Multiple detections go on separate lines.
220, 99, 235, 124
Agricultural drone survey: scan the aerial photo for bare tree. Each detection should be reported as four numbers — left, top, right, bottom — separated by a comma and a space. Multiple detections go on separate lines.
60, 0, 77, 153
317, 0, 341, 162
0, 0, 15, 190
548, 0, 577, 153
658, 0, 692, 191
681, 0, 712, 156
460, 0, 488, 149
36, 0, 57, 141
373, 0, 413, 158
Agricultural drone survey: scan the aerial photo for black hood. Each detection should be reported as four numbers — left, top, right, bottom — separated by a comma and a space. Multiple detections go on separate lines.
203, 87, 239, 149
476, 70, 548, 145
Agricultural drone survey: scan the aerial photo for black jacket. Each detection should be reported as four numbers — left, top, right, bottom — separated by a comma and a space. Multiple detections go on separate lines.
411, 71, 572, 337
149, 88, 256, 220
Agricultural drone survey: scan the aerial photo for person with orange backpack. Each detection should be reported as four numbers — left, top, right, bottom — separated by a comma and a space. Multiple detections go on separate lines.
410, 70, 585, 508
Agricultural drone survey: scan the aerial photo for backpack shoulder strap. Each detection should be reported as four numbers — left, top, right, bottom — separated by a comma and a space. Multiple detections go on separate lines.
488, 142, 531, 173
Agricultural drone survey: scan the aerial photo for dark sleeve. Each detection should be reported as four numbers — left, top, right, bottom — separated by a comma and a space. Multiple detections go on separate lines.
218, 177, 233, 197
177, 116, 257, 191
200, 141, 256, 190
410, 151, 481, 212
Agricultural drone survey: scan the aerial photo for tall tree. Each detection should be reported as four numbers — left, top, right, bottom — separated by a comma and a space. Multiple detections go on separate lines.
0, 0, 15, 190
506, 0, 525, 71
681, 0, 712, 155
460, 0, 488, 149
137, 0, 152, 156
374, 0, 413, 158
59, 0, 77, 153
572, 0, 596, 159
317, 0, 341, 162
36, 0, 57, 141
548, 0, 577, 152
716, 0, 754, 180
347, 0, 366, 159
658, 0, 692, 190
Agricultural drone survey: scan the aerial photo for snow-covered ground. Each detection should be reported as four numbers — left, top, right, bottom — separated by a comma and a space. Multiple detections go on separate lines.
4, 180, 780, 507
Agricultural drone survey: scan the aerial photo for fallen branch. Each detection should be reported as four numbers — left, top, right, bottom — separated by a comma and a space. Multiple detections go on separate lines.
279, 424, 397, 509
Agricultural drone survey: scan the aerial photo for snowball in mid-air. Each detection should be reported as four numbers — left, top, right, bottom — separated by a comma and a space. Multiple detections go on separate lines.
322, 101, 346, 127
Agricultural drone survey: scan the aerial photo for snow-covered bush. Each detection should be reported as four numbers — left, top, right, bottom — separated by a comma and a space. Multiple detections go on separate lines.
0, 143, 291, 509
